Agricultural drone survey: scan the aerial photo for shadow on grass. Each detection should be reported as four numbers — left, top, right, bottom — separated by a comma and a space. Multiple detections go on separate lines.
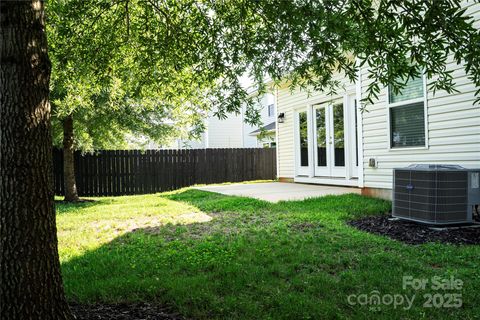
162, 189, 272, 214
161, 188, 391, 220
60, 191, 277, 318
60, 190, 479, 319
56, 198, 112, 214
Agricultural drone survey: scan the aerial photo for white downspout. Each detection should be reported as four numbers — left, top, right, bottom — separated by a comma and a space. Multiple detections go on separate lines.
274, 89, 280, 180
204, 117, 209, 148
356, 59, 365, 188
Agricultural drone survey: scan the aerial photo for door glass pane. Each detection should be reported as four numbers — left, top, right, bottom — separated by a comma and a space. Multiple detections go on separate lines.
332, 103, 345, 167
299, 111, 309, 167
316, 108, 327, 167
354, 99, 358, 167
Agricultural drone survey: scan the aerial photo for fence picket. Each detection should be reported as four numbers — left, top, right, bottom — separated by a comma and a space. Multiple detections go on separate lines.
53, 148, 276, 196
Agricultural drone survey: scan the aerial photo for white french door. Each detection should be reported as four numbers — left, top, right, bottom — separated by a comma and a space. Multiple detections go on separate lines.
295, 95, 358, 181
313, 101, 346, 177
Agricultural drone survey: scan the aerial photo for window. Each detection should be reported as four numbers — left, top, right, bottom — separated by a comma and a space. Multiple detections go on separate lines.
268, 104, 275, 117
388, 75, 426, 148
298, 111, 309, 166
389, 76, 423, 103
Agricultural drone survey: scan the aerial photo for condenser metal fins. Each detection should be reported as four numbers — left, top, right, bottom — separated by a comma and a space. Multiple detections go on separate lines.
392, 164, 480, 225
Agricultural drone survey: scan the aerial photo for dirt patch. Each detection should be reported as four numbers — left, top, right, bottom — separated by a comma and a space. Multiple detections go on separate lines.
349, 215, 480, 245
90, 212, 213, 237
135, 221, 240, 241
133, 211, 270, 241
70, 302, 184, 320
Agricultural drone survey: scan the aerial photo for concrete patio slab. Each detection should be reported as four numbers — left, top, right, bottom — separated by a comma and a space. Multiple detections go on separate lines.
195, 182, 360, 202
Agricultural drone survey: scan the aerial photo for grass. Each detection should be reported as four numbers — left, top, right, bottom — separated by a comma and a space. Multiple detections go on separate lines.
57, 189, 480, 319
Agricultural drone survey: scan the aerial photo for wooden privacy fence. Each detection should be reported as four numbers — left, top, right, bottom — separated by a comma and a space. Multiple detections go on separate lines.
53, 148, 276, 196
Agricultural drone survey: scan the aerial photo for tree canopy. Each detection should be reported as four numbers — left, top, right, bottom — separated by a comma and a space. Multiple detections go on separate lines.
45, 0, 480, 202
206, 0, 480, 104
47, 0, 224, 150
47, 0, 480, 150
2, 0, 480, 317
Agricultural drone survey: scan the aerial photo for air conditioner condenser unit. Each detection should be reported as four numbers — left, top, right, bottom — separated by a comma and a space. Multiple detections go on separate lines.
393, 164, 480, 225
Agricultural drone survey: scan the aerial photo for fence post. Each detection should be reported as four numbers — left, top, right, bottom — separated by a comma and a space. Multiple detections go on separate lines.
52, 148, 277, 196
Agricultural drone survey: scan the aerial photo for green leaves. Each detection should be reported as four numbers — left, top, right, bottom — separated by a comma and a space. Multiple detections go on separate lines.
46, 0, 479, 151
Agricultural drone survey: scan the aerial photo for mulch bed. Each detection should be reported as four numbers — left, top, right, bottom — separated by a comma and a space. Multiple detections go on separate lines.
349, 215, 480, 245
70, 302, 185, 320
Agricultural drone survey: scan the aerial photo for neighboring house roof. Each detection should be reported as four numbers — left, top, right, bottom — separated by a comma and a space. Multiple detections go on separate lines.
249, 121, 276, 136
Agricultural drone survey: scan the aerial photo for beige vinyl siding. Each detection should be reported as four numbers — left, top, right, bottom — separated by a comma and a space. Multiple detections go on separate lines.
276, 74, 356, 178
276, 86, 296, 178
361, 1, 480, 189
275, 1, 480, 186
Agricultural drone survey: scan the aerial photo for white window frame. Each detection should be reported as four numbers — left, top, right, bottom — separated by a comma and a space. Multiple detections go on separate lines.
386, 74, 429, 151
267, 104, 275, 117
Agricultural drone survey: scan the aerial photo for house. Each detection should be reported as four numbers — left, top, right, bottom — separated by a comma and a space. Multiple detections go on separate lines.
171, 112, 244, 149
172, 92, 277, 149
274, 2, 480, 200
248, 120, 276, 148
244, 92, 277, 148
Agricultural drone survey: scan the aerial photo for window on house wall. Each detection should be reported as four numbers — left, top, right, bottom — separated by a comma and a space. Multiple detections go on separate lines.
388, 75, 426, 148
268, 104, 275, 117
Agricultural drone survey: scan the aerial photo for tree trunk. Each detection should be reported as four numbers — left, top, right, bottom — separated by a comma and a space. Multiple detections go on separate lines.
0, 1, 74, 319
63, 114, 79, 202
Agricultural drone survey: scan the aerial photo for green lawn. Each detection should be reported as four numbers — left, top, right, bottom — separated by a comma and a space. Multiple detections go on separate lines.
57, 189, 480, 319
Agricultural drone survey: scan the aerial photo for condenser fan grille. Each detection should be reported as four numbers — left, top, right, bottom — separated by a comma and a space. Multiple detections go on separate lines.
393, 166, 470, 224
